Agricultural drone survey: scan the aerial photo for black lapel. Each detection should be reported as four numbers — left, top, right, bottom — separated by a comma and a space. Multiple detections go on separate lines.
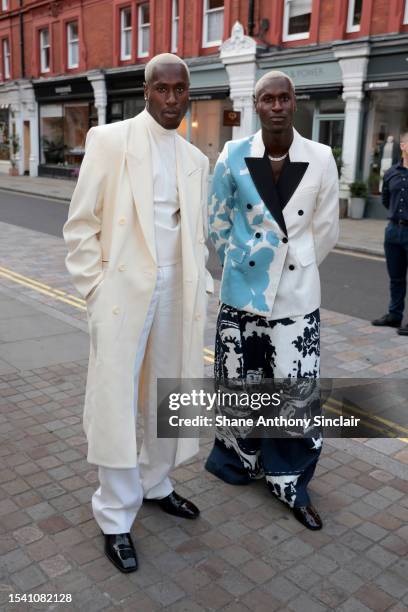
277, 157, 309, 209
245, 155, 287, 236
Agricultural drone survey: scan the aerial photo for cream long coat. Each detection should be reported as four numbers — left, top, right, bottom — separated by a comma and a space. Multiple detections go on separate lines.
63, 110, 213, 469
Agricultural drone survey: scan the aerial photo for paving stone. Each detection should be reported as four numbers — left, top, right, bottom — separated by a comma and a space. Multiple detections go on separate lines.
337, 597, 373, 612
364, 492, 393, 510
240, 557, 276, 585
0, 548, 31, 573
365, 544, 399, 569
356, 521, 389, 542
39, 554, 72, 578
310, 578, 349, 608
305, 552, 339, 576
194, 583, 232, 609
380, 534, 408, 556
288, 592, 329, 612
375, 570, 408, 599
329, 568, 364, 594
355, 583, 397, 611
12, 525, 44, 546
25, 501, 56, 522
11, 564, 47, 591
377, 486, 405, 502
26, 536, 59, 562
263, 575, 301, 603
241, 588, 282, 612
145, 579, 185, 607
217, 544, 253, 567
0, 499, 19, 516
216, 567, 255, 597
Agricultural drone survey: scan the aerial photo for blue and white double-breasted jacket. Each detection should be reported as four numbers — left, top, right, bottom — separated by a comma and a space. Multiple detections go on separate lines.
208, 129, 339, 319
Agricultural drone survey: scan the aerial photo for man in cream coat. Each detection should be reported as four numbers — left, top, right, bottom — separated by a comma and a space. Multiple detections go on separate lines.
206, 71, 339, 530
63, 54, 212, 573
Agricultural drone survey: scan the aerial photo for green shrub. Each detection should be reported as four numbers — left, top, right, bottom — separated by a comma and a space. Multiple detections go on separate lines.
349, 181, 368, 198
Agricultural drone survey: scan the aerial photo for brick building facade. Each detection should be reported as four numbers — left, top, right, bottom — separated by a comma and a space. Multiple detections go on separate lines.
0, 0, 407, 215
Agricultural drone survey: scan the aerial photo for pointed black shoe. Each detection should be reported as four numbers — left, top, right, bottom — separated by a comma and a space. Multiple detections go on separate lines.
104, 533, 138, 573
145, 491, 200, 519
292, 505, 322, 530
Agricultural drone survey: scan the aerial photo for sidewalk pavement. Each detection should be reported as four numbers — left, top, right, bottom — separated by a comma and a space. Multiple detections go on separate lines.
0, 219, 407, 611
0, 174, 387, 258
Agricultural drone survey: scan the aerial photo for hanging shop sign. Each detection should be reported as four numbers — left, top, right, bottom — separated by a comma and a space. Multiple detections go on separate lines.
223, 110, 241, 127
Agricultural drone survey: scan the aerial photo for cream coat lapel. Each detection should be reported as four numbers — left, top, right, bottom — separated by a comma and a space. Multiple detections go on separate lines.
125, 114, 156, 264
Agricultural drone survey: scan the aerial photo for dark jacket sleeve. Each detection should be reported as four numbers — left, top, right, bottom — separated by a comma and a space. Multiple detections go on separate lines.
381, 168, 392, 209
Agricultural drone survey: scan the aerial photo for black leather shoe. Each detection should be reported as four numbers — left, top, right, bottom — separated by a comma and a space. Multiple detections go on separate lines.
104, 533, 138, 573
145, 491, 200, 519
397, 324, 408, 336
292, 505, 323, 530
372, 314, 401, 328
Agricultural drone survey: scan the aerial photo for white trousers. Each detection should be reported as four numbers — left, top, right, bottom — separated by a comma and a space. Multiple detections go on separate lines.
92, 263, 183, 534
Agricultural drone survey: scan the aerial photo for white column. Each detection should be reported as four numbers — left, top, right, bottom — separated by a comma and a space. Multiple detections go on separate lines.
88, 71, 107, 125
220, 22, 257, 139
20, 80, 39, 177
12, 107, 24, 176
334, 43, 370, 193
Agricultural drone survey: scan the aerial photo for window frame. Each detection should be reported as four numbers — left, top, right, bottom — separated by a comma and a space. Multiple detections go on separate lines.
346, 0, 362, 33
120, 6, 132, 60
137, 3, 150, 58
171, 0, 179, 53
202, 0, 224, 48
404, 0, 408, 25
67, 21, 79, 69
40, 28, 50, 74
2, 38, 10, 79
282, 0, 312, 42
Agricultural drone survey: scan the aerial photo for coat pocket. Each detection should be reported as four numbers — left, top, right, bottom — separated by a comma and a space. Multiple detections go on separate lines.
296, 245, 316, 267
86, 263, 109, 308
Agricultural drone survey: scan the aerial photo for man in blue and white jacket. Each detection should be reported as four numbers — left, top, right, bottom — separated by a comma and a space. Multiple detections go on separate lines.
206, 70, 339, 530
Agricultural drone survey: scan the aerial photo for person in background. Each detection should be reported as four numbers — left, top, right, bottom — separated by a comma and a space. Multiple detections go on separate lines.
372, 131, 408, 335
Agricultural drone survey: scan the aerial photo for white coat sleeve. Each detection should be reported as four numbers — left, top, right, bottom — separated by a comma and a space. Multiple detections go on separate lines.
313, 150, 340, 266
63, 128, 106, 300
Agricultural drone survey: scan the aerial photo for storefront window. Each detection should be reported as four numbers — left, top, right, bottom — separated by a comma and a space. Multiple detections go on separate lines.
178, 98, 233, 171
365, 89, 408, 195
40, 102, 94, 166
294, 99, 314, 139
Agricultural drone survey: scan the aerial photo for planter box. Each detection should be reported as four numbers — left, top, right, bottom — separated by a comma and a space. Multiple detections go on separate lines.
349, 197, 366, 219
8, 167, 19, 176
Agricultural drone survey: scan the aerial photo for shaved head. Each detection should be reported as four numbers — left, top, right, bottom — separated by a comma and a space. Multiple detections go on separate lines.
255, 70, 295, 100
144, 53, 190, 84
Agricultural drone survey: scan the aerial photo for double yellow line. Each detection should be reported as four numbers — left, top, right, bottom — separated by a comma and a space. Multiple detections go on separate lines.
0, 265, 87, 311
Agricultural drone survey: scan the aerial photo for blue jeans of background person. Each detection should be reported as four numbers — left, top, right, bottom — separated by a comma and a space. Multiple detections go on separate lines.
384, 222, 408, 321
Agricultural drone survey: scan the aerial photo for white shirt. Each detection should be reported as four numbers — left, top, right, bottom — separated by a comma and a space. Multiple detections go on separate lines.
145, 110, 181, 266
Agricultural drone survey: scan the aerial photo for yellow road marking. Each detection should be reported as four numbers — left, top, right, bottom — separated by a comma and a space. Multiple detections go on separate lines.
0, 265, 86, 305
0, 267, 87, 310
328, 396, 408, 436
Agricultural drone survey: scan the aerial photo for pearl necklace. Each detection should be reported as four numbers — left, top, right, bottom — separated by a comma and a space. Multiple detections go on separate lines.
268, 152, 289, 162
